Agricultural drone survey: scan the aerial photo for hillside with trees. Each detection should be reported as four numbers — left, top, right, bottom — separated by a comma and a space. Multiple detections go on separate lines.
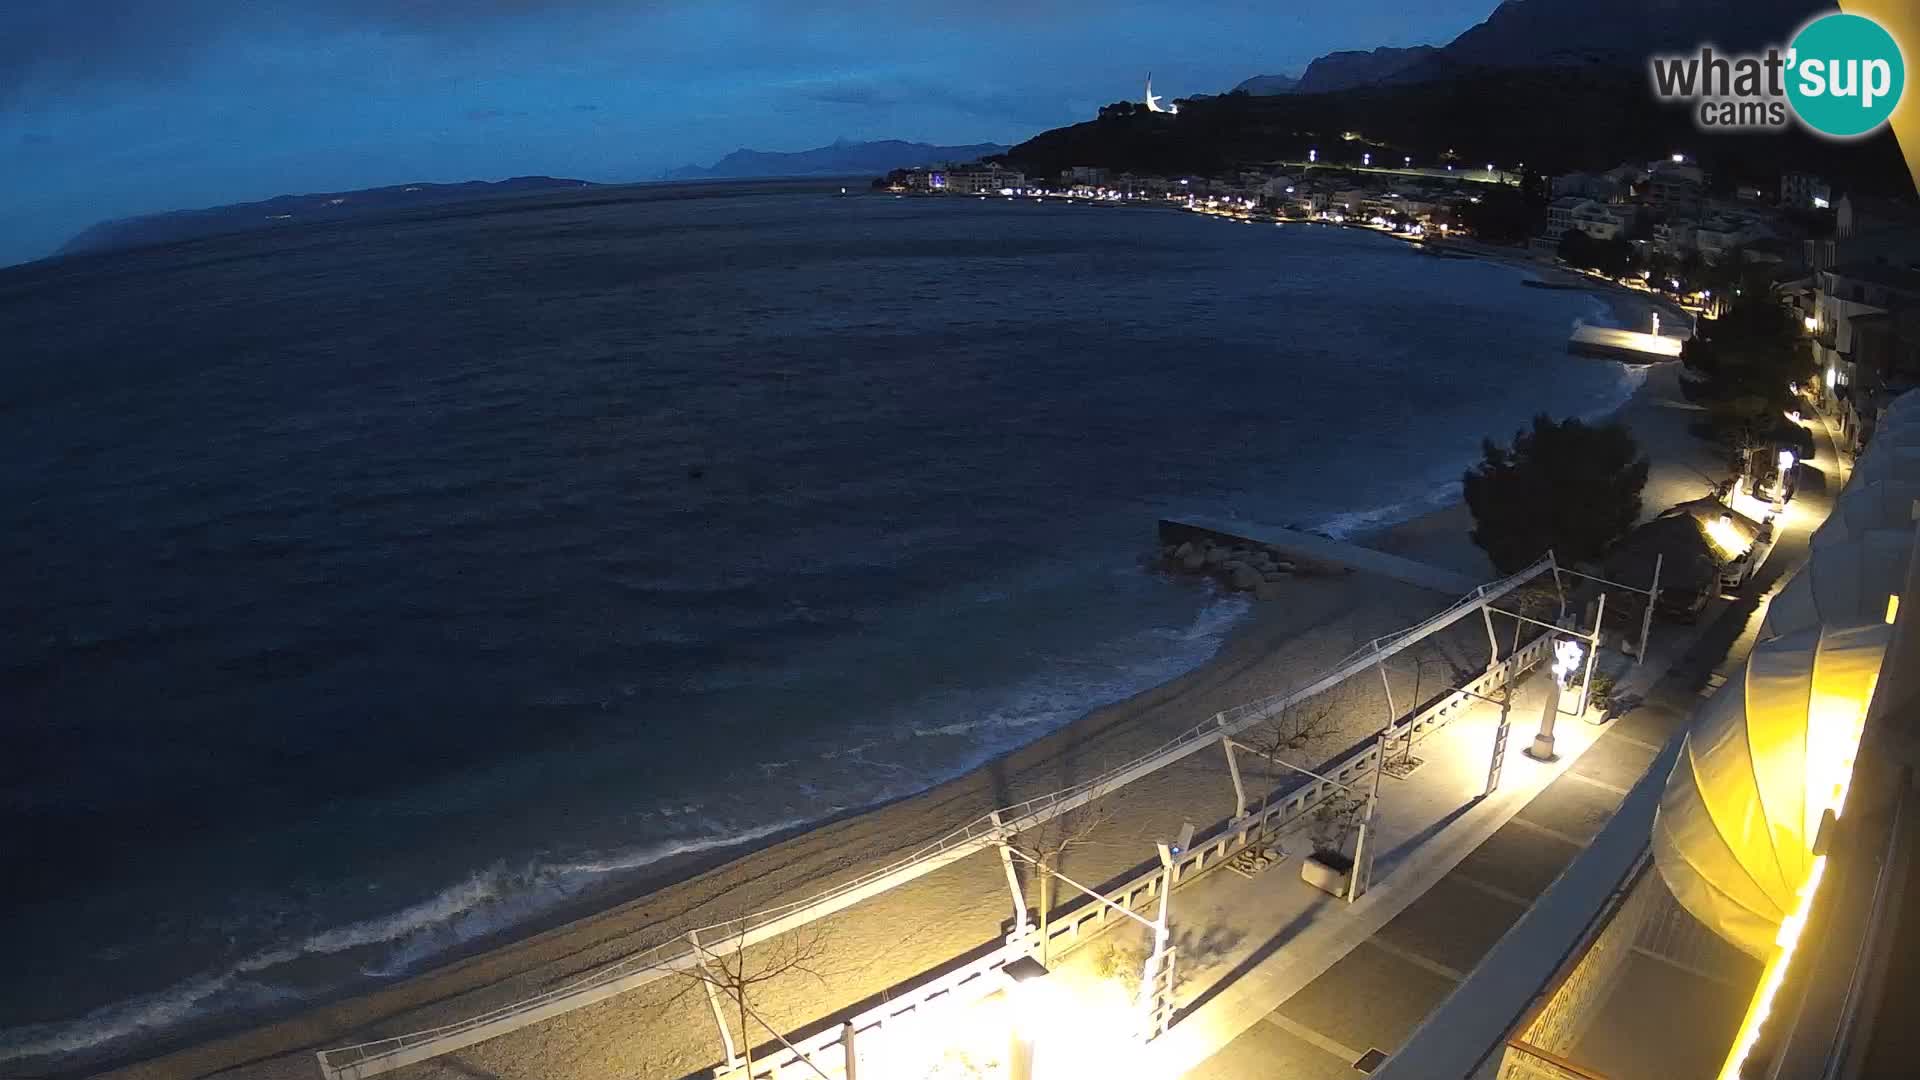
1001, 69, 1913, 203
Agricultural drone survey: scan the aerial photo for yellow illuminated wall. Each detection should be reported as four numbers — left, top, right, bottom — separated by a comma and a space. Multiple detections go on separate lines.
1841, 1, 1920, 194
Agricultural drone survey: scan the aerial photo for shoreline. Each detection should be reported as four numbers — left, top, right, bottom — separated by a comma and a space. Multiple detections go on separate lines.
73, 227, 1711, 1080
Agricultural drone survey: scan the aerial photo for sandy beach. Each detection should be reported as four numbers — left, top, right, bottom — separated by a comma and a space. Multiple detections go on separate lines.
83, 268, 1725, 1080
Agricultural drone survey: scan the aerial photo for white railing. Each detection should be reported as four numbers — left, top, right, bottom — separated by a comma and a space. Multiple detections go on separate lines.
316, 555, 1557, 1079
735, 627, 1557, 1080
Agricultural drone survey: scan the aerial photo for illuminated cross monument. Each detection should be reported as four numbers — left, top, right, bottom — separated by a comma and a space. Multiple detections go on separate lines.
1144, 73, 1179, 115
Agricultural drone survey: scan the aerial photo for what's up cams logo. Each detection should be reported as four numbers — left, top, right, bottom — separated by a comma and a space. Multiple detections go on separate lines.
1650, 11, 1906, 138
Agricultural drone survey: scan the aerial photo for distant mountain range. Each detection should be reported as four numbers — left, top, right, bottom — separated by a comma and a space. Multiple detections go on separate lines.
60, 176, 593, 257
664, 139, 1010, 181
1233, 0, 1824, 96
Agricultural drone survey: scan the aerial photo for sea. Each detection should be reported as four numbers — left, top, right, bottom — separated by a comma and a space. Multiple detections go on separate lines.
0, 179, 1643, 1069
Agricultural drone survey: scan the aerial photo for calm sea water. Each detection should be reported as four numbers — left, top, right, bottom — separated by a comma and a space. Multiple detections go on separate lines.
0, 181, 1637, 1066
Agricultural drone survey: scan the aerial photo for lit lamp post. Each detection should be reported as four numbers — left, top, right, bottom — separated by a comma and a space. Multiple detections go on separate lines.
1003, 956, 1051, 1080
1529, 638, 1585, 761
1775, 448, 1797, 502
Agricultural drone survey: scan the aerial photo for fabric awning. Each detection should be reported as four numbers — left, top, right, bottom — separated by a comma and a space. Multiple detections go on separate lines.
1653, 622, 1889, 956
1762, 527, 1910, 639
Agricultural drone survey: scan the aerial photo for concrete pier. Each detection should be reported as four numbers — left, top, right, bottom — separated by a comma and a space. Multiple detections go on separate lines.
1160, 517, 1482, 596
1568, 324, 1685, 362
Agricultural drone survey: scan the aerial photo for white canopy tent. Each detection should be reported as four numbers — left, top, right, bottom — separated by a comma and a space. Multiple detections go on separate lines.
1653, 622, 1888, 956
1817, 477, 1920, 543
1761, 527, 1911, 639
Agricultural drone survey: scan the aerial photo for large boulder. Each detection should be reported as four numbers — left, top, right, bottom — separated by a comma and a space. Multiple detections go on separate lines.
1181, 547, 1207, 571
1255, 580, 1287, 601
1230, 564, 1262, 591
1204, 545, 1231, 566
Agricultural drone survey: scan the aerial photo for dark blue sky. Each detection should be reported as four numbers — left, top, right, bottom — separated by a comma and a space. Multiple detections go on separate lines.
1, 1, 1498, 267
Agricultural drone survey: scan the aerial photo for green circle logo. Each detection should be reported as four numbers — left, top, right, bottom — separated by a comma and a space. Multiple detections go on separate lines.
1787, 13, 1905, 138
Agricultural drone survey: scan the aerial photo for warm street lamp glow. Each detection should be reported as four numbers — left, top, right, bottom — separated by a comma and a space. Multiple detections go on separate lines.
1551, 639, 1585, 688
1719, 853, 1830, 1080
1887, 594, 1902, 624
1705, 513, 1747, 559
1804, 315, 1818, 333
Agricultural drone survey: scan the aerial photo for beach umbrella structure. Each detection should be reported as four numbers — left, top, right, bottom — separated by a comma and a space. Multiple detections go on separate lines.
1851, 440, 1920, 481
1652, 622, 1890, 957
1815, 477, 1920, 544
1761, 527, 1911, 639
1875, 388, 1920, 428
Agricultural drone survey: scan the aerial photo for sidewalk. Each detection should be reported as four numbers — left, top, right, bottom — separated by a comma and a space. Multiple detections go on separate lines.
1135, 414, 1846, 1080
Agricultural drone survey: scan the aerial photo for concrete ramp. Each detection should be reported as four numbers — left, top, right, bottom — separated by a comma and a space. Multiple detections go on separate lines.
1160, 517, 1483, 595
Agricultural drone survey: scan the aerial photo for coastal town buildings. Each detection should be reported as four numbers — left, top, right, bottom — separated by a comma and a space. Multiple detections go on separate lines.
1545, 197, 1636, 241
1808, 257, 1920, 445
1779, 170, 1831, 210
942, 163, 1027, 195
1645, 158, 1706, 215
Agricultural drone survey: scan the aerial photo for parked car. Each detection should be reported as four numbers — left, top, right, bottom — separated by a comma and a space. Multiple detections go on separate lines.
1656, 583, 1712, 623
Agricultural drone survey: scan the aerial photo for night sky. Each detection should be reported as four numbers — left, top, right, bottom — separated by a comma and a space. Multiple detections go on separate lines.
1, 1, 1498, 267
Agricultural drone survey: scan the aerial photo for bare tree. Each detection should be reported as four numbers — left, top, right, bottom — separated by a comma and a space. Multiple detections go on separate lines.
1245, 689, 1341, 763
674, 922, 836, 1078
1010, 804, 1114, 964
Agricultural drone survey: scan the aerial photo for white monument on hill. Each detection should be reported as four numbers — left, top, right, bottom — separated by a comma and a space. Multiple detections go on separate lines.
1145, 73, 1179, 114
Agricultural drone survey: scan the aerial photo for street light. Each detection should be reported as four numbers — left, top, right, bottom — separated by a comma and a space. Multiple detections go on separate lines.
1529, 637, 1585, 761
1003, 957, 1051, 1080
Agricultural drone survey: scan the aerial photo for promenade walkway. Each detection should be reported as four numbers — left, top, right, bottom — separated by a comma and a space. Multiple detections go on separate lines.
1124, 414, 1845, 1080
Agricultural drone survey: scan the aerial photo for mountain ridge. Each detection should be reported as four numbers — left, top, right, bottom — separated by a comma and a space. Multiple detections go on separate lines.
60, 176, 593, 257
1231, 0, 1824, 96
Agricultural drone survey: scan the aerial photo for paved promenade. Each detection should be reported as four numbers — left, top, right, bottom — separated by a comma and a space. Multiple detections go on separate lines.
1130, 413, 1845, 1080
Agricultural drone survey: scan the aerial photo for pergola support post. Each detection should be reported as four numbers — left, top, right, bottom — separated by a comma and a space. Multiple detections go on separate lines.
1577, 593, 1606, 716
1637, 554, 1663, 666
688, 930, 740, 1072
1349, 729, 1389, 903
1549, 549, 1568, 622
990, 812, 1029, 939
1481, 590, 1502, 670
1222, 731, 1248, 820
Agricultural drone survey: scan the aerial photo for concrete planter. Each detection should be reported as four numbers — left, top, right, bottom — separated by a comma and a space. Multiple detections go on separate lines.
1301, 850, 1369, 898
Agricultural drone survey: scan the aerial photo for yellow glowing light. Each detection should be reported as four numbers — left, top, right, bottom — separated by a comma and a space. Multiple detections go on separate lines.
1718, 672, 1873, 1080
865, 961, 1159, 1080
1804, 315, 1818, 333
1704, 514, 1748, 560
1718, 853, 1828, 1080
1887, 594, 1902, 625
